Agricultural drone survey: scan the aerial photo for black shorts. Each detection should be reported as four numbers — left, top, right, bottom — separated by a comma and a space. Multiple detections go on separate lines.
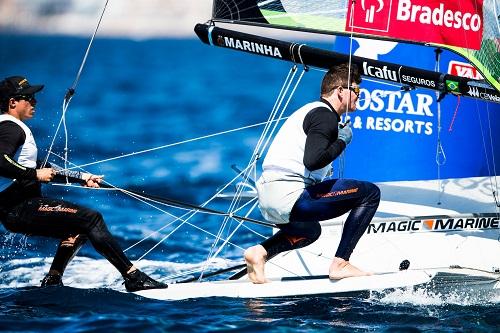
2, 197, 101, 239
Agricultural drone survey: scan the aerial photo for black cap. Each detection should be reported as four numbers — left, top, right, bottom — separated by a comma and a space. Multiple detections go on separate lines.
0, 76, 44, 99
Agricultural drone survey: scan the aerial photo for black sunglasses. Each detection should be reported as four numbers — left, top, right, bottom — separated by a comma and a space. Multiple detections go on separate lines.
341, 86, 360, 96
13, 94, 36, 103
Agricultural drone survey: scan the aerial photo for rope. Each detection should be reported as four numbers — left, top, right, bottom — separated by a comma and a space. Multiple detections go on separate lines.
57, 118, 287, 172
475, 99, 500, 224
447, 95, 461, 132
204, 67, 301, 258
200, 65, 307, 278
199, 199, 259, 281
338, 0, 358, 179
49, 155, 270, 255
434, 48, 446, 205
43, 0, 110, 168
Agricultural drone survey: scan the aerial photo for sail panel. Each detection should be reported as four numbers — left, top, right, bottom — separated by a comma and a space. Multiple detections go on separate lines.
211, 0, 499, 92
346, 0, 484, 50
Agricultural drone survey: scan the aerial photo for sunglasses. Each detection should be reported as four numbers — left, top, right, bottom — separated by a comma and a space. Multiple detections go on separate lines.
13, 94, 36, 104
341, 86, 360, 96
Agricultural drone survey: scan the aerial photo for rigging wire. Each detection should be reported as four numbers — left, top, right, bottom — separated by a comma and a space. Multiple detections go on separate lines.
200, 64, 315, 280
233, 72, 303, 232
219, 66, 300, 232
467, 79, 500, 240
338, 0, 357, 179
475, 99, 500, 211
201, 65, 307, 277
253, 66, 297, 158
48, 154, 268, 247
57, 118, 287, 172
52, 182, 250, 254
199, 199, 259, 281
434, 48, 446, 205
50, 154, 308, 282
205, 66, 298, 257
43, 0, 110, 169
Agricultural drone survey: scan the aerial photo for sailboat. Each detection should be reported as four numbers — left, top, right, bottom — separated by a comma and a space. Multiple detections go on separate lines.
124, 0, 500, 301
13, 0, 495, 300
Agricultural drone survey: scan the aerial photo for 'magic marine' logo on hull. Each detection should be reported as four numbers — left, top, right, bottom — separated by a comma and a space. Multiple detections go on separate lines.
218, 36, 283, 58
367, 216, 499, 234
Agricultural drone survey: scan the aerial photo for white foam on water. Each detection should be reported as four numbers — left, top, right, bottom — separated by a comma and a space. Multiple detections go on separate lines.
373, 286, 500, 306
0, 256, 241, 290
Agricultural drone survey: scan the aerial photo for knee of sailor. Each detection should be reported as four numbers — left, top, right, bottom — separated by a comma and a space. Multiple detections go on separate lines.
366, 182, 381, 203
306, 222, 322, 242
87, 210, 105, 230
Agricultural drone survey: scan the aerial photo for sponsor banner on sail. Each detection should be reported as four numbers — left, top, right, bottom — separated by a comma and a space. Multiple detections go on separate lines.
346, 0, 484, 50
448, 60, 484, 80
329, 35, 500, 182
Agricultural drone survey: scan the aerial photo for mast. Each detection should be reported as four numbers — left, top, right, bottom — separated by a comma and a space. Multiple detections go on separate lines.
195, 23, 500, 104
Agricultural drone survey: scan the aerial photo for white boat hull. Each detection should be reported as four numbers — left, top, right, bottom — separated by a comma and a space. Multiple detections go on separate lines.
263, 214, 500, 280
135, 176, 500, 301
134, 268, 499, 301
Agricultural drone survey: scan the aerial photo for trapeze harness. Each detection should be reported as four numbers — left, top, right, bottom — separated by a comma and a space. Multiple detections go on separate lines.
0, 115, 133, 276
256, 99, 381, 260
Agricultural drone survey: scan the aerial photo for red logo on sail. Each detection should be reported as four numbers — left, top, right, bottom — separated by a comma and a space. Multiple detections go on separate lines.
448, 60, 484, 80
346, 0, 484, 50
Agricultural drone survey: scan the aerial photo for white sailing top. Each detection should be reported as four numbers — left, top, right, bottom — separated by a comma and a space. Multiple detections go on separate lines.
262, 101, 333, 184
0, 114, 37, 191
258, 101, 341, 224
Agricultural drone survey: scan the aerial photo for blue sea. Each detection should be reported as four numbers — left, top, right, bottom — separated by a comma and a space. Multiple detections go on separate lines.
0, 34, 498, 332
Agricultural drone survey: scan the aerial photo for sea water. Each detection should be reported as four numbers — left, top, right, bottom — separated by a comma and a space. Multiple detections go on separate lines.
0, 35, 498, 332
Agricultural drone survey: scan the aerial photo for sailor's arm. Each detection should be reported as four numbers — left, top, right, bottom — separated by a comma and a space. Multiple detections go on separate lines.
302, 108, 346, 171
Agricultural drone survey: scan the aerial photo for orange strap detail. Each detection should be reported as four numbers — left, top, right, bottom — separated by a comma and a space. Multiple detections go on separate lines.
285, 235, 307, 245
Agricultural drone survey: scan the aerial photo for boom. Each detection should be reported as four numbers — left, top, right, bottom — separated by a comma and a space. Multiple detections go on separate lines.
194, 23, 500, 104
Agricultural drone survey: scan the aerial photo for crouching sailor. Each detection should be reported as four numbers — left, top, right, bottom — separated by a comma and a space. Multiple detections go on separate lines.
0, 75, 167, 292
244, 64, 381, 283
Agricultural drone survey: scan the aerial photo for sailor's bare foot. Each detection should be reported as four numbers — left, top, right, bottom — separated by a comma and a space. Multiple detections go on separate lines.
244, 245, 269, 284
329, 257, 372, 280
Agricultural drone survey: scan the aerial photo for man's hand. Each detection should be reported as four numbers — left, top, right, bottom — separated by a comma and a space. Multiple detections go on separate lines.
36, 168, 56, 182
338, 123, 353, 145
82, 173, 104, 188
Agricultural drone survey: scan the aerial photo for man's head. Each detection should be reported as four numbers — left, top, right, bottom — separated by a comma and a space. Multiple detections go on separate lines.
321, 63, 361, 114
0, 76, 44, 120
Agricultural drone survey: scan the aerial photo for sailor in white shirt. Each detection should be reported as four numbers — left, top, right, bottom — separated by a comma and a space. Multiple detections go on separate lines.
244, 64, 381, 283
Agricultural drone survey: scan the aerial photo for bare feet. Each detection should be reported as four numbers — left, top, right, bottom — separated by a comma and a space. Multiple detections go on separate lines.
244, 245, 270, 284
329, 257, 372, 280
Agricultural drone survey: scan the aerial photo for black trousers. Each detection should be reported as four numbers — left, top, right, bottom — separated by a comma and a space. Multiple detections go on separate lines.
2, 197, 133, 276
261, 178, 380, 261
